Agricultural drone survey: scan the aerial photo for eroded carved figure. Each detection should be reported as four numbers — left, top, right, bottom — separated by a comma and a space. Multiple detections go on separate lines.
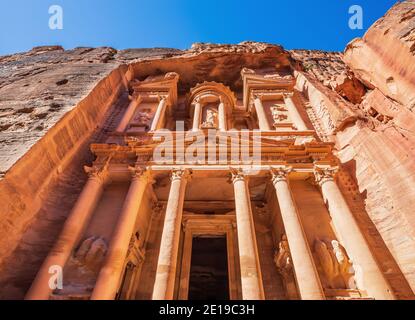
75, 236, 108, 273
274, 235, 298, 299
271, 105, 288, 125
274, 235, 292, 276
314, 239, 357, 289
201, 108, 218, 128
132, 110, 152, 128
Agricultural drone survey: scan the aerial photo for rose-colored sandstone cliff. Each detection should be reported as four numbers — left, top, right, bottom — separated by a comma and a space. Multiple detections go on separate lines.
0, 1, 414, 299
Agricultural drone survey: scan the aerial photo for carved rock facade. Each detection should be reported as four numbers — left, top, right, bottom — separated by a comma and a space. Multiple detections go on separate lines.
0, 1, 414, 300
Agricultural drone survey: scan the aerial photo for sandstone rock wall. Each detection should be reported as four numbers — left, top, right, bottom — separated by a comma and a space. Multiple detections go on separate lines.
344, 0, 415, 109
0, 1, 414, 300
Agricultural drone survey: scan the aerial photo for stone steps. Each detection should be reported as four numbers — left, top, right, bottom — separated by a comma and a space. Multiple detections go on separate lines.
324, 289, 374, 300
50, 293, 91, 300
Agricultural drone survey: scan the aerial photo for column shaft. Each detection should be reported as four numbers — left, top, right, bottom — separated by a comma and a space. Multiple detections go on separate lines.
150, 97, 167, 131
152, 170, 188, 300
91, 169, 149, 300
254, 97, 272, 131
218, 101, 226, 131
192, 102, 202, 131
316, 167, 395, 300
25, 169, 107, 300
116, 97, 142, 132
231, 170, 264, 300
283, 95, 308, 131
271, 169, 325, 300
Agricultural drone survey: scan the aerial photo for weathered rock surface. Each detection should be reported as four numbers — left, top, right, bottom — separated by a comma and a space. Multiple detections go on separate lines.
0, 46, 181, 174
344, 0, 415, 109
338, 0, 415, 294
291, 50, 367, 104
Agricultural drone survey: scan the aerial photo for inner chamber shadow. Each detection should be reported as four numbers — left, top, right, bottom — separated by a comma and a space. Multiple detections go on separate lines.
188, 236, 229, 300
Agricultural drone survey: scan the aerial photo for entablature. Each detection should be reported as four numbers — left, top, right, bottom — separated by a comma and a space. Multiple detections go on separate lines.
241, 68, 296, 111
130, 72, 179, 106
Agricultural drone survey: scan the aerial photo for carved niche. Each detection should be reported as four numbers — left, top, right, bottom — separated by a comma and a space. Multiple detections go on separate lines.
201, 107, 218, 129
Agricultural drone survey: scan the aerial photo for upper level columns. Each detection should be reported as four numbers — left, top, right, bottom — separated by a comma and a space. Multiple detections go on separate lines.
230, 169, 265, 300
314, 165, 395, 300
271, 167, 325, 300
150, 96, 168, 131
91, 167, 151, 300
26, 163, 109, 300
218, 99, 226, 131
283, 94, 308, 131
152, 169, 190, 300
192, 99, 202, 131
116, 96, 142, 132
254, 96, 272, 131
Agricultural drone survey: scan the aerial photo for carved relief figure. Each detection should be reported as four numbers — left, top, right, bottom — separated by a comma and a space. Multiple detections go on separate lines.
314, 239, 357, 290
274, 235, 298, 299
75, 236, 108, 274
271, 105, 288, 126
274, 235, 292, 275
132, 109, 152, 128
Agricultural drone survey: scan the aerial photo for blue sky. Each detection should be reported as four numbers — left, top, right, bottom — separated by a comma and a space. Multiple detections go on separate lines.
0, 0, 398, 55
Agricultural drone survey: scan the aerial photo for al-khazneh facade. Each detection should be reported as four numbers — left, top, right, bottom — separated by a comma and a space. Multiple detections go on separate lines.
1, 1, 415, 301
25, 65, 387, 301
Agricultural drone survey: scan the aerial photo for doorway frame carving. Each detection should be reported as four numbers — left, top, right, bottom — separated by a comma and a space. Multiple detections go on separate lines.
178, 213, 241, 300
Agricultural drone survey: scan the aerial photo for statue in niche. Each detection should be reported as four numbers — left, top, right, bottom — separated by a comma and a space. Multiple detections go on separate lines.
314, 239, 357, 290
201, 108, 217, 129
132, 109, 152, 128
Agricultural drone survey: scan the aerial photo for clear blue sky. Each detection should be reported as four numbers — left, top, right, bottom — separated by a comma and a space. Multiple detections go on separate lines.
0, 0, 399, 55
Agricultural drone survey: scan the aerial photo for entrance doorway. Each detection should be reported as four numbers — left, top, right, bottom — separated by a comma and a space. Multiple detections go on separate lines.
187, 236, 229, 300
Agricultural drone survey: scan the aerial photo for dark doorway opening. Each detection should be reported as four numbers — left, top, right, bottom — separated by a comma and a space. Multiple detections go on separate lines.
188, 236, 229, 300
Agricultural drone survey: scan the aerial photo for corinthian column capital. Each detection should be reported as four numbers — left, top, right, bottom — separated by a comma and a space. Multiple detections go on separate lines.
128, 165, 150, 181
313, 165, 338, 186
157, 94, 168, 102
270, 166, 293, 184
83, 160, 110, 183
230, 167, 246, 184
171, 168, 191, 182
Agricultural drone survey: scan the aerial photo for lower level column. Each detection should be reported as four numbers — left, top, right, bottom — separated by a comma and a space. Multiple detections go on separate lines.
91, 167, 150, 300
152, 169, 190, 300
231, 168, 265, 300
271, 167, 325, 300
25, 165, 108, 300
314, 165, 395, 300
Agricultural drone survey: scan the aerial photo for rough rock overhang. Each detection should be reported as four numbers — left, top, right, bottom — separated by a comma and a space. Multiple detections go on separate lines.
129, 42, 293, 94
